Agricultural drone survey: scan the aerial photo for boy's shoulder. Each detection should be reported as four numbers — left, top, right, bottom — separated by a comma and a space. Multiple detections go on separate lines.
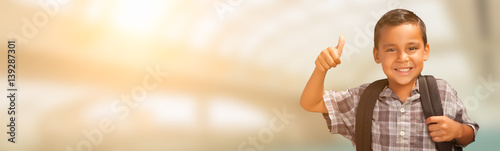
434, 77, 458, 95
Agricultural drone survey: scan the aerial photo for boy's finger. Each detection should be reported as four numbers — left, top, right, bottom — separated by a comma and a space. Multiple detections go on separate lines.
330, 50, 341, 64
425, 116, 436, 125
324, 48, 335, 66
324, 47, 340, 64
318, 58, 331, 70
325, 53, 335, 66
431, 136, 444, 143
425, 116, 443, 125
427, 124, 439, 132
335, 35, 345, 55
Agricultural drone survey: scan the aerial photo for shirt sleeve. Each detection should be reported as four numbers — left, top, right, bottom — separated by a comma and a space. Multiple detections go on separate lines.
322, 83, 369, 141
438, 79, 480, 147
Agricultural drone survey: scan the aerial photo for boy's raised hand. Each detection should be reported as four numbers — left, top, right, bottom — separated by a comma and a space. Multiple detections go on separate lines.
315, 35, 345, 72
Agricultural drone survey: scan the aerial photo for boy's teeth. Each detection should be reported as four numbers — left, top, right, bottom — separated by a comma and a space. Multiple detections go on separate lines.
397, 68, 410, 72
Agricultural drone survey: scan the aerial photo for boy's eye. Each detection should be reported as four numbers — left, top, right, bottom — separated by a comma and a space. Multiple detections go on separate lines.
408, 47, 417, 51
386, 48, 396, 52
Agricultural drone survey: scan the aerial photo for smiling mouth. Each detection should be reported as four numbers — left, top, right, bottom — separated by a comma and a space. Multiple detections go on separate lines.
395, 67, 413, 72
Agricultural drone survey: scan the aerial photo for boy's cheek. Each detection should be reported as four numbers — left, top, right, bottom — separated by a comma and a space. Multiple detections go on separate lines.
381, 61, 394, 71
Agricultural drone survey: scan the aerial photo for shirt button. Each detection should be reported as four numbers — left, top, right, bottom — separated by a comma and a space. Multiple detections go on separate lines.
400, 108, 405, 113
400, 130, 405, 136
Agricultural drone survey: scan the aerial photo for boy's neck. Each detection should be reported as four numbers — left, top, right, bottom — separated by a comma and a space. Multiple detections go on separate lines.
388, 79, 417, 103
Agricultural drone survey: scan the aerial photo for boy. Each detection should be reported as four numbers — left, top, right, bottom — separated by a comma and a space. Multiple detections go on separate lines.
300, 9, 479, 150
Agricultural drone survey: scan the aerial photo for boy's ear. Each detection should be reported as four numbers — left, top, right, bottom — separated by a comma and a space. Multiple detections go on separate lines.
423, 43, 430, 61
373, 47, 381, 64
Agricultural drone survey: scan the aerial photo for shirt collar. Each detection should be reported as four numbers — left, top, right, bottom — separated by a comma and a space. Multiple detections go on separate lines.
379, 79, 420, 102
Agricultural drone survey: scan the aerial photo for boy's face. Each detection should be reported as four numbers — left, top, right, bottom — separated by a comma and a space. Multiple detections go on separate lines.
373, 23, 429, 86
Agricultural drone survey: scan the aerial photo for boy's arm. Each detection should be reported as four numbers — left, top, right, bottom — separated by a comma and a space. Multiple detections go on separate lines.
425, 116, 475, 146
300, 35, 345, 113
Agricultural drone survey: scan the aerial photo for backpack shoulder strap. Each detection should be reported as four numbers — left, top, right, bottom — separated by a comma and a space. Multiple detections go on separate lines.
419, 75, 455, 151
355, 79, 388, 151
419, 75, 443, 117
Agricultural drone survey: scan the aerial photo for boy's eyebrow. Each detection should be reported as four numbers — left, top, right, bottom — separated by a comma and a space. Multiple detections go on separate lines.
407, 41, 421, 45
382, 41, 422, 48
382, 43, 397, 48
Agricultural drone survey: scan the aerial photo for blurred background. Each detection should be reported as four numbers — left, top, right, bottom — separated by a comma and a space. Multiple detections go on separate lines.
0, 0, 499, 150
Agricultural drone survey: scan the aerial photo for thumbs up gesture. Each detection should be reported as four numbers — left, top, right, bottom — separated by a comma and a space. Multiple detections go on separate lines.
315, 35, 345, 72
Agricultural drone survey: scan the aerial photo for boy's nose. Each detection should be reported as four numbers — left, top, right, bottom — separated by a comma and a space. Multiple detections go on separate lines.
397, 51, 410, 62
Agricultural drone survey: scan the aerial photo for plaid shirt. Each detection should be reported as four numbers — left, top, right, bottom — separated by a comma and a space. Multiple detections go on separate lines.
322, 78, 479, 151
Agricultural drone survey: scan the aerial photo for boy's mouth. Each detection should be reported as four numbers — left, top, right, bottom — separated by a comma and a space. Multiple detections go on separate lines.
394, 67, 413, 75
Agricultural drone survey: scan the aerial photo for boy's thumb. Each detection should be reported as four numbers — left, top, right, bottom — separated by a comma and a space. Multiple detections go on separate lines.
336, 35, 345, 55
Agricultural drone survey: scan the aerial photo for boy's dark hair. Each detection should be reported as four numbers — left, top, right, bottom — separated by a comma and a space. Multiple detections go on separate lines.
374, 9, 427, 49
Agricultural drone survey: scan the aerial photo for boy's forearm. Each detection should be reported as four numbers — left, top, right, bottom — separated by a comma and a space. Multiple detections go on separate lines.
456, 124, 475, 146
301, 35, 344, 113
300, 67, 328, 113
